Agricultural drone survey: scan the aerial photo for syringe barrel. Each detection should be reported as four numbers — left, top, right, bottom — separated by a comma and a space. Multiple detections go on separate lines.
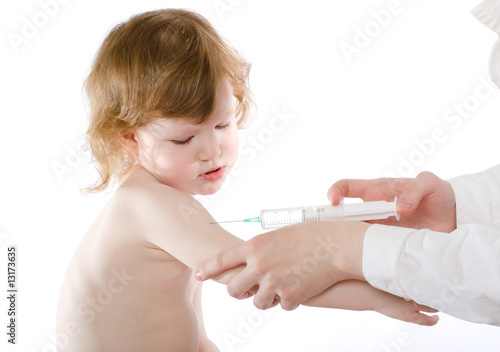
259, 198, 399, 229
260, 206, 305, 229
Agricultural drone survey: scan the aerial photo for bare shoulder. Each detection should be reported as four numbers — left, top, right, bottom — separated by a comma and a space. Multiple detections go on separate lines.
116, 166, 215, 233
113, 166, 242, 269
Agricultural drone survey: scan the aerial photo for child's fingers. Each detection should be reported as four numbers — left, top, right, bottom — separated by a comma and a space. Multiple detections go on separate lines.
405, 301, 440, 326
413, 311, 440, 326
415, 303, 439, 313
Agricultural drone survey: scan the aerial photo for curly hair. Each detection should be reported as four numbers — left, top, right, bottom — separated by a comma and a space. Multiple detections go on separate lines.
83, 9, 254, 192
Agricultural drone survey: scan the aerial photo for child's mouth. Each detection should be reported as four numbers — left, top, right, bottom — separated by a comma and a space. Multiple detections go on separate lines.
199, 167, 225, 182
205, 167, 221, 174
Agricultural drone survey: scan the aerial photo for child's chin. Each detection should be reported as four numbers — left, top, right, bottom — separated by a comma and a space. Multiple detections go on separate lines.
197, 180, 225, 196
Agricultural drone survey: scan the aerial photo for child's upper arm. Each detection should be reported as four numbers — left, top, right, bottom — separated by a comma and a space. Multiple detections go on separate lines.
137, 183, 243, 269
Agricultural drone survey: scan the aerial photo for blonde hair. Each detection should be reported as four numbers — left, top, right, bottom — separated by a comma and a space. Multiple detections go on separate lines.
84, 9, 254, 192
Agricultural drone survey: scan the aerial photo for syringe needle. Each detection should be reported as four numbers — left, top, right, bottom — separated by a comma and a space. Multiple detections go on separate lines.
209, 220, 243, 224
209, 216, 260, 225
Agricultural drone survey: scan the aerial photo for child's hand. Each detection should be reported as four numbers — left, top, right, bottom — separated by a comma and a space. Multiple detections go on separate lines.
303, 280, 439, 326
370, 286, 440, 326
327, 171, 457, 233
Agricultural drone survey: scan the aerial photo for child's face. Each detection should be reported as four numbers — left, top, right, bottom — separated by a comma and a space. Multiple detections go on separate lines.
135, 80, 239, 195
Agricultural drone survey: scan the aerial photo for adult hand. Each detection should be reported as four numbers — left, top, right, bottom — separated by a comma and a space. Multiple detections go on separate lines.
327, 171, 457, 233
196, 221, 370, 311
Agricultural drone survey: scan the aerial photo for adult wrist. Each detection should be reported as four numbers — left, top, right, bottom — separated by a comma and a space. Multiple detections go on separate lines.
333, 221, 371, 281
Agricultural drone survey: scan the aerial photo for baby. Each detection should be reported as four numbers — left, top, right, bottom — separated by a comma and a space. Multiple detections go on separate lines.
57, 9, 437, 352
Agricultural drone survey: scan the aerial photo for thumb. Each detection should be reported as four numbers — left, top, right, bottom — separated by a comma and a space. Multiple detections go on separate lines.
396, 195, 417, 215
195, 244, 247, 281
396, 171, 438, 215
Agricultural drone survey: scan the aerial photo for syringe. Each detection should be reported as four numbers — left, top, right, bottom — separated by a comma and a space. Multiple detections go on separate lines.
210, 197, 400, 229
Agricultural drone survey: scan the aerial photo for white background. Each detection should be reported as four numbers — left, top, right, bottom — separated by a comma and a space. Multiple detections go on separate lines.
2, 0, 500, 351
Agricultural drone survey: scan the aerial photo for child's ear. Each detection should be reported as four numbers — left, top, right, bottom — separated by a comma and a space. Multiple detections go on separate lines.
117, 130, 140, 155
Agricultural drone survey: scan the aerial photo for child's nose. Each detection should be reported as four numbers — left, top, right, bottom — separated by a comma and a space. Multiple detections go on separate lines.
198, 135, 222, 161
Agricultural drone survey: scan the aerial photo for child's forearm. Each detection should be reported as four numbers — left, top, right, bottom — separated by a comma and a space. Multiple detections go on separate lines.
302, 279, 383, 311
301, 279, 439, 326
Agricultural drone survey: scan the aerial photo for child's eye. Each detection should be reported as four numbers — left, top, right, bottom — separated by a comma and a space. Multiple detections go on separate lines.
171, 136, 193, 145
216, 122, 230, 129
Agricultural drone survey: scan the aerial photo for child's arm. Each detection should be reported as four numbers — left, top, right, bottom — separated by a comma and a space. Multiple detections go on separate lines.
130, 179, 245, 283
192, 283, 220, 352
303, 279, 439, 326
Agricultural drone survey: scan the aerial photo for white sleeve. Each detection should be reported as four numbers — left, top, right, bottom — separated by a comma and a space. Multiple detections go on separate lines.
362, 165, 500, 326
449, 164, 500, 227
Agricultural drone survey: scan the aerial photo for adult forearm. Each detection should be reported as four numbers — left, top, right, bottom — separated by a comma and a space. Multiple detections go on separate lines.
363, 223, 500, 325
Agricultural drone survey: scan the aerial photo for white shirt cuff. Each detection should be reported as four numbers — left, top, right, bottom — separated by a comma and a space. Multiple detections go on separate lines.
362, 224, 414, 300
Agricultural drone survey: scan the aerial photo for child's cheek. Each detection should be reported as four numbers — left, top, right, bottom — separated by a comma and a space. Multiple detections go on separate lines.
153, 150, 182, 172
229, 129, 240, 160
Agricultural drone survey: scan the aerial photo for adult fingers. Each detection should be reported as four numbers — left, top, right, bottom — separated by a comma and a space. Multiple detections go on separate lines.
268, 297, 281, 309
252, 287, 280, 310
195, 244, 247, 281
224, 269, 259, 300
327, 179, 363, 205
327, 178, 386, 205
278, 290, 302, 311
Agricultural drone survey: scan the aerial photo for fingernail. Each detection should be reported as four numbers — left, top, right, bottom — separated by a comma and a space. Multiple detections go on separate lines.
237, 292, 249, 299
195, 270, 203, 281
397, 200, 412, 210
